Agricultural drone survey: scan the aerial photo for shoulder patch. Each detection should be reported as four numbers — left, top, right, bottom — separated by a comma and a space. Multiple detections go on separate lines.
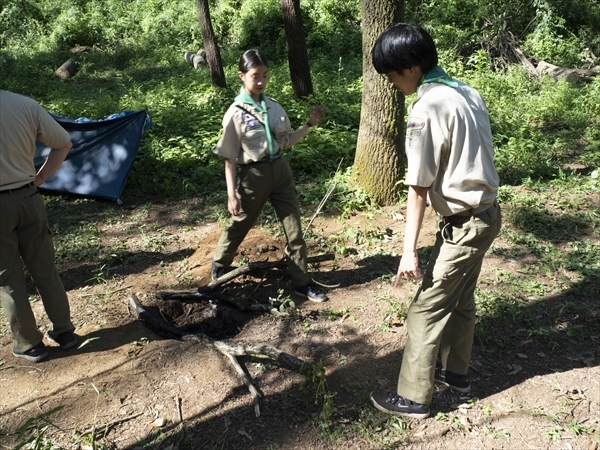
407, 119, 425, 131
243, 113, 259, 129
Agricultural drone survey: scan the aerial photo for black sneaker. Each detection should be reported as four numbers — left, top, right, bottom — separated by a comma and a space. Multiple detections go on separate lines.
46, 331, 77, 350
295, 282, 328, 302
434, 364, 471, 393
211, 262, 228, 281
370, 391, 430, 419
12, 342, 49, 363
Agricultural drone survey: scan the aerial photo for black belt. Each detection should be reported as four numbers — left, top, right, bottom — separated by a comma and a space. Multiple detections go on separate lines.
0, 181, 35, 195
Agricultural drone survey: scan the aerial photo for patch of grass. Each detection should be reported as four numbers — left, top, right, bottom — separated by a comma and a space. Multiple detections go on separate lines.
352, 407, 409, 448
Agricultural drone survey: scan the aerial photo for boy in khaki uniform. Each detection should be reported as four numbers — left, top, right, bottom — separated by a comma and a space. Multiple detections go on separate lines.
211, 49, 327, 302
0, 90, 77, 362
369, 24, 501, 418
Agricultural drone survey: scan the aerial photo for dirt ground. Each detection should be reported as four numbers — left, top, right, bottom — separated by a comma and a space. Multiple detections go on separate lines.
0, 198, 598, 450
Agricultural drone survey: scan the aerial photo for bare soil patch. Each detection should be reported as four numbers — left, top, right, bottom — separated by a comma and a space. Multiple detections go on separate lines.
0, 199, 598, 450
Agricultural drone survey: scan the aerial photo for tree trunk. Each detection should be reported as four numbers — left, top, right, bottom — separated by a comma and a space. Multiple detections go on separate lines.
353, 0, 404, 206
280, 0, 313, 98
196, 0, 226, 88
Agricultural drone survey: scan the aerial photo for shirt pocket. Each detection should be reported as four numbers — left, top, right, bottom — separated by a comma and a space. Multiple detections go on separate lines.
241, 126, 266, 155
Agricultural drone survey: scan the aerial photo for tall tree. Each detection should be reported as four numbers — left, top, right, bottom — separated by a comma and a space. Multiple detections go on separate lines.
280, 0, 313, 97
353, 1, 404, 205
196, 0, 226, 88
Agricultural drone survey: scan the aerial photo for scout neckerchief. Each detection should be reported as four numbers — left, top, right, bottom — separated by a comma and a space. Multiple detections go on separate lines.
235, 87, 276, 161
417, 65, 458, 89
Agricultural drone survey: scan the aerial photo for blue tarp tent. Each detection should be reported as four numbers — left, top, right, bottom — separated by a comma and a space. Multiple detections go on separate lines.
34, 110, 150, 203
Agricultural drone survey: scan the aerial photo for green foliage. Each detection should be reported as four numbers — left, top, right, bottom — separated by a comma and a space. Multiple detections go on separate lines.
209, 0, 361, 60
14, 406, 65, 450
0, 0, 598, 199
406, 0, 600, 66
525, 0, 600, 66
0, 0, 199, 52
213, 0, 286, 60
302, 0, 362, 58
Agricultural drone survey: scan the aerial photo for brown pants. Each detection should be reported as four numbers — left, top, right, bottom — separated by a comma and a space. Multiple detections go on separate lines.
213, 157, 309, 287
0, 183, 74, 352
397, 201, 501, 404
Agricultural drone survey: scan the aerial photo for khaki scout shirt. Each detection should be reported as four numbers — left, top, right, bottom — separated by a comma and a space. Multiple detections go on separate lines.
404, 81, 499, 217
0, 90, 71, 190
214, 97, 292, 164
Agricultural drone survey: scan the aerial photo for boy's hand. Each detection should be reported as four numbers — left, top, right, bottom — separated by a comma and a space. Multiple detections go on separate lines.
394, 250, 421, 288
307, 106, 325, 126
228, 195, 240, 216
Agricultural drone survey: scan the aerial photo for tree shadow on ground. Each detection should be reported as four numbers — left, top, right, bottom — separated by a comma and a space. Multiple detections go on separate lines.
116, 274, 597, 449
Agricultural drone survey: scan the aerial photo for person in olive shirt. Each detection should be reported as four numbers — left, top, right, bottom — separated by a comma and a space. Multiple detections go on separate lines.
368, 24, 502, 418
211, 49, 327, 302
0, 90, 77, 363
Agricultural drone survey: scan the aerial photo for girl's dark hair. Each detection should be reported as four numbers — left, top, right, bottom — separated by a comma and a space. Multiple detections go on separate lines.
372, 23, 438, 75
238, 49, 269, 73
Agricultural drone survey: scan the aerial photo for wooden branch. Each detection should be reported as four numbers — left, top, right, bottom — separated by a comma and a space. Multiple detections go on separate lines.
156, 289, 286, 315
509, 40, 539, 78
129, 295, 185, 337
128, 295, 319, 417
536, 60, 597, 83
218, 346, 262, 417
206, 253, 335, 289
156, 253, 334, 315
304, 159, 343, 238
78, 412, 143, 439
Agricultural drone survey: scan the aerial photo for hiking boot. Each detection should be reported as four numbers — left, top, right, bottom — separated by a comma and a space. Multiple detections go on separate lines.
46, 331, 77, 350
295, 282, 328, 302
12, 342, 49, 363
370, 391, 430, 419
211, 262, 229, 281
434, 364, 471, 393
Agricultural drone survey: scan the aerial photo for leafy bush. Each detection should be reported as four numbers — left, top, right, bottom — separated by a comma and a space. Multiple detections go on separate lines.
212, 0, 287, 60
302, 0, 362, 58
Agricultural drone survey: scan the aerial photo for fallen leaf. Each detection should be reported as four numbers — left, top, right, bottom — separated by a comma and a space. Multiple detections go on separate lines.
507, 365, 522, 375
148, 418, 166, 427
77, 337, 100, 350
238, 429, 252, 440
321, 354, 338, 366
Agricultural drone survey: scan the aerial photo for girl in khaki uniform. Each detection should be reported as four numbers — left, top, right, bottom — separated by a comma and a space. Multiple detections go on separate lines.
211, 49, 327, 302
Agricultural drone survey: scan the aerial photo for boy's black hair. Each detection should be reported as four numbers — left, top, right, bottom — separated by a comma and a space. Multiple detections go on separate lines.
238, 49, 269, 73
372, 23, 438, 75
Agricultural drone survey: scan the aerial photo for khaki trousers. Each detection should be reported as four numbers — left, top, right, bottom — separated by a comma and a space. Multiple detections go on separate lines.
0, 183, 74, 352
213, 157, 309, 287
397, 201, 501, 404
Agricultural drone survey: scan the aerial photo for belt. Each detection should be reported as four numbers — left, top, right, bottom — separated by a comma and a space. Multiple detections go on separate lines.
0, 181, 35, 195
250, 152, 281, 164
443, 200, 496, 220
